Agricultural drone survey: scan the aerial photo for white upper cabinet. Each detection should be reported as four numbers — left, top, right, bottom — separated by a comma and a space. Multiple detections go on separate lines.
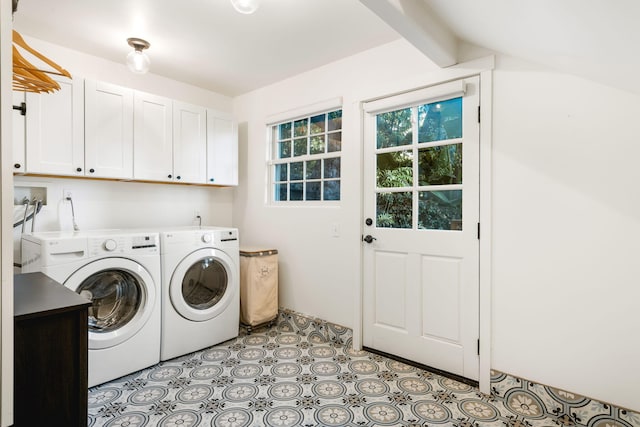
206, 111, 238, 186
24, 76, 84, 176
173, 101, 207, 184
12, 91, 26, 173
15, 76, 238, 187
85, 80, 133, 179
133, 91, 173, 182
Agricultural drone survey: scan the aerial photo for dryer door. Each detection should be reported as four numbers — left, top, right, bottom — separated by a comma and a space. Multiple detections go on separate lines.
64, 258, 157, 350
170, 248, 237, 322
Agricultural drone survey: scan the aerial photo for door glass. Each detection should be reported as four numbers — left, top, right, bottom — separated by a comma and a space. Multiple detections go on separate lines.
374, 96, 464, 231
418, 143, 462, 185
418, 190, 463, 230
377, 151, 413, 188
377, 192, 412, 228
418, 97, 462, 143
376, 108, 412, 148
182, 257, 228, 310
78, 270, 142, 333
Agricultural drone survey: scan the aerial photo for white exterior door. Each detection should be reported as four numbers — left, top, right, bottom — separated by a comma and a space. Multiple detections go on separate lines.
362, 77, 480, 380
133, 91, 173, 182
85, 80, 134, 179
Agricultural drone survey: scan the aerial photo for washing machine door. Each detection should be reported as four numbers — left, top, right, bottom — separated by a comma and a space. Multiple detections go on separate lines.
170, 248, 237, 322
64, 258, 157, 350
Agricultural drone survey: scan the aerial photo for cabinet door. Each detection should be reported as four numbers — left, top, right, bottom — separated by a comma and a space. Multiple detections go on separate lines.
133, 91, 173, 182
206, 111, 238, 186
85, 80, 133, 179
25, 77, 85, 176
173, 101, 206, 184
12, 91, 26, 173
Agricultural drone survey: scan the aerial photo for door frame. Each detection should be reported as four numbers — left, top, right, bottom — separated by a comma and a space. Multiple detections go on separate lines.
354, 55, 494, 394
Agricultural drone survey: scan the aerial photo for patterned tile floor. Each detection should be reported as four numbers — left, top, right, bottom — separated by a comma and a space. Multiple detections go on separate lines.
88, 325, 560, 427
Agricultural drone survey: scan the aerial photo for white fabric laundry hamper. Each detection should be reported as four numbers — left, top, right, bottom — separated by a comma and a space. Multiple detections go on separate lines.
239, 247, 278, 331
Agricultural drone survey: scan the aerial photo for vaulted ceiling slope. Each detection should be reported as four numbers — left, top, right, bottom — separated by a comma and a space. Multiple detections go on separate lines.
366, 0, 640, 95
12, 0, 640, 96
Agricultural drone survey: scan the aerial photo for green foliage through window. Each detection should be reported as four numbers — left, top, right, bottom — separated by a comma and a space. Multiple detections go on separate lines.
272, 108, 342, 202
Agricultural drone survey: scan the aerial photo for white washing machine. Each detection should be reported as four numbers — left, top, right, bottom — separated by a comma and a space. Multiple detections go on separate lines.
160, 226, 239, 361
21, 230, 161, 387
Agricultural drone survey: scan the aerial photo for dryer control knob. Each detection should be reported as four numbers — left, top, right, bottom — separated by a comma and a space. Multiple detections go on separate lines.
103, 239, 117, 251
202, 234, 213, 244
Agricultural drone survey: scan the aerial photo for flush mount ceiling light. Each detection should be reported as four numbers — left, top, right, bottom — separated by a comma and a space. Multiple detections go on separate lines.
230, 0, 260, 14
126, 37, 150, 74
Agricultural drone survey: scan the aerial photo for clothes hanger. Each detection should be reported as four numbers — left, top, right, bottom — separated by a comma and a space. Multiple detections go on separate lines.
12, 29, 71, 93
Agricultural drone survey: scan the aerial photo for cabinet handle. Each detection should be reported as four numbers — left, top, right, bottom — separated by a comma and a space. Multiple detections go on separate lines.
76, 167, 82, 172
14, 163, 21, 169
89, 168, 95, 173
168, 174, 172, 179
176, 176, 181, 180
12, 102, 26, 116
209, 178, 215, 182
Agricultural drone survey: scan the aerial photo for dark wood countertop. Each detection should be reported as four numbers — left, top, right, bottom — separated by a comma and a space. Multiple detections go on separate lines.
14, 272, 91, 320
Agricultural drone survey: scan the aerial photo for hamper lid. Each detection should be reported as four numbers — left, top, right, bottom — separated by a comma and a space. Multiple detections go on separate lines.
240, 247, 278, 257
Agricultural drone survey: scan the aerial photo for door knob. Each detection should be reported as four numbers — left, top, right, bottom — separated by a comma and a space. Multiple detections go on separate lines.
363, 235, 376, 244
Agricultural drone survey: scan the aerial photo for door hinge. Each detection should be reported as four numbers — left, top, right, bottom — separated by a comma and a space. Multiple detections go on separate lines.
477, 223, 480, 240
477, 105, 480, 123
477, 339, 480, 355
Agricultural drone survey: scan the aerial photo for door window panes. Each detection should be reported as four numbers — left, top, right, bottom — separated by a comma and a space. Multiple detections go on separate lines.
377, 192, 412, 228
376, 108, 412, 149
418, 190, 462, 230
418, 143, 462, 186
270, 107, 342, 202
418, 97, 462, 143
182, 257, 228, 310
78, 270, 142, 333
373, 95, 465, 230
377, 151, 413, 188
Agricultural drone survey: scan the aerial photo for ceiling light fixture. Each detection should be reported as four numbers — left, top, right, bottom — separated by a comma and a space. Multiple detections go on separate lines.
230, 0, 260, 14
126, 37, 150, 74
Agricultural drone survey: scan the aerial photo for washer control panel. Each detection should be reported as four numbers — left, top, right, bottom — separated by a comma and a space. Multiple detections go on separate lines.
88, 233, 159, 256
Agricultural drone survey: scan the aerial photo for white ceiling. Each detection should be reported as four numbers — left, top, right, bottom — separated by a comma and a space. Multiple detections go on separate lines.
12, 0, 640, 97
12, 0, 401, 96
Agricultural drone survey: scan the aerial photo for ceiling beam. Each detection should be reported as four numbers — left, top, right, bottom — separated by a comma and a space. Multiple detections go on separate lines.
359, 0, 458, 67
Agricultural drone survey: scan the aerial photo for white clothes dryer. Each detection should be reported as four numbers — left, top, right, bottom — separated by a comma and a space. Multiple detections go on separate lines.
160, 226, 239, 361
21, 230, 161, 387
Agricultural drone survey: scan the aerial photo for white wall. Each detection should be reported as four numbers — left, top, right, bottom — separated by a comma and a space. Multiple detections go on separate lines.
233, 39, 640, 411
491, 55, 640, 411
233, 39, 441, 328
11, 37, 235, 262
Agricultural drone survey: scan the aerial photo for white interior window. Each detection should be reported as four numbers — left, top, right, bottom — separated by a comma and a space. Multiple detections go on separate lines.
268, 107, 342, 203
